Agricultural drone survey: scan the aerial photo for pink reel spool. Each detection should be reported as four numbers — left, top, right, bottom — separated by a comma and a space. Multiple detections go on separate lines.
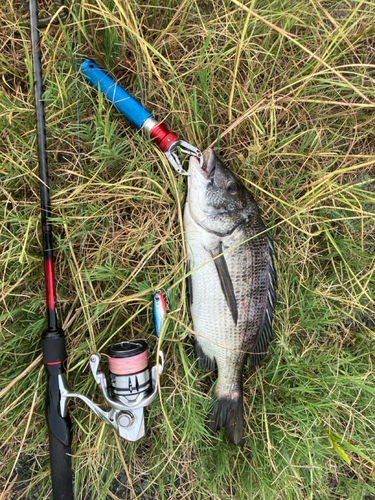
108, 340, 151, 398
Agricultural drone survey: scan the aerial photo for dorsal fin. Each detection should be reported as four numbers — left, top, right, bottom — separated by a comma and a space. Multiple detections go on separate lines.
209, 243, 238, 325
248, 234, 277, 371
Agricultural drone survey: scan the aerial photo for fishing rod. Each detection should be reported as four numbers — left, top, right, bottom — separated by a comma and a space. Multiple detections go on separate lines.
28, 2, 166, 497
28, 0, 74, 498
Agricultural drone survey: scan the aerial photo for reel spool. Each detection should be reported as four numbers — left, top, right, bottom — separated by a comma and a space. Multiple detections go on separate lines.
108, 341, 151, 401
59, 340, 164, 442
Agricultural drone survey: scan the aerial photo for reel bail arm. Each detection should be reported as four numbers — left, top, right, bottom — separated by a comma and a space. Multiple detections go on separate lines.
60, 341, 164, 442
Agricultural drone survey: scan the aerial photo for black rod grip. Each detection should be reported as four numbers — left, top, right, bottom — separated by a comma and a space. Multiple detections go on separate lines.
42, 328, 67, 363
44, 360, 74, 499
49, 431, 74, 500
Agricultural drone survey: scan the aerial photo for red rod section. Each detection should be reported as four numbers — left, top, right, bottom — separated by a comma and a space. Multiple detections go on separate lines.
44, 258, 56, 312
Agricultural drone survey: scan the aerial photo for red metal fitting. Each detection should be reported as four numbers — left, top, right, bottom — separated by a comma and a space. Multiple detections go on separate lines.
150, 122, 179, 153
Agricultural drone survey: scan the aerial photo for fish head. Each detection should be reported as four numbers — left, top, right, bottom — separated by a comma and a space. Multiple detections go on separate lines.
187, 148, 258, 235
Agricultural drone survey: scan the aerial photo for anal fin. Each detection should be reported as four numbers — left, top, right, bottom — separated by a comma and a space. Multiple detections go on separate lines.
195, 339, 216, 371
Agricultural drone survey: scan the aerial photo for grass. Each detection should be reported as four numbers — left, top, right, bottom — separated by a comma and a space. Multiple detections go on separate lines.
1, 0, 375, 498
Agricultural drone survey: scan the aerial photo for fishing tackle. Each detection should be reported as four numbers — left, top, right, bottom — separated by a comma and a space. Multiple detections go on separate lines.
28, 0, 73, 498
153, 290, 168, 339
21, 0, 69, 27
59, 342, 164, 442
27, 2, 166, 497
80, 59, 203, 176
152, 290, 169, 338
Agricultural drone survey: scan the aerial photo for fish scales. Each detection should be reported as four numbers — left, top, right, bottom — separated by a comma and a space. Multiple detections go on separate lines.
184, 148, 276, 446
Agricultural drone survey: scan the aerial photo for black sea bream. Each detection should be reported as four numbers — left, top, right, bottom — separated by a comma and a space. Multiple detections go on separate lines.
183, 148, 276, 445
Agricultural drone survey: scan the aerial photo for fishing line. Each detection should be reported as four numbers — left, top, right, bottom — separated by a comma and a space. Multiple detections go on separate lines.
21, 0, 69, 27
108, 340, 149, 375
72, 0, 95, 351
69, 6, 166, 439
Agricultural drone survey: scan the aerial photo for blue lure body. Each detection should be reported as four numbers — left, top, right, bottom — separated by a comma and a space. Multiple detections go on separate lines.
153, 291, 167, 338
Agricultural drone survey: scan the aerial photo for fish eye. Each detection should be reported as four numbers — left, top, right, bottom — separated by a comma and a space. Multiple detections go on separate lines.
227, 180, 238, 195
155, 296, 160, 301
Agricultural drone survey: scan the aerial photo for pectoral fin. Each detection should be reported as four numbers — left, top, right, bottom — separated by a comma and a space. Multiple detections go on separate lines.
210, 243, 238, 325
187, 258, 193, 305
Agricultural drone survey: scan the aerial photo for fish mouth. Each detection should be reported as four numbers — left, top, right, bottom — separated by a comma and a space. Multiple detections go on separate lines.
201, 148, 216, 178
188, 148, 214, 186
188, 147, 216, 181
187, 148, 216, 224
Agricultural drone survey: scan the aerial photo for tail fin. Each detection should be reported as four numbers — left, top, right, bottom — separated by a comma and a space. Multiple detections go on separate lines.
208, 393, 244, 446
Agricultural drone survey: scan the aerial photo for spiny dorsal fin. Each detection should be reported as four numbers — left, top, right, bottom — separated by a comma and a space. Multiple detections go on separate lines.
210, 243, 238, 325
248, 234, 277, 371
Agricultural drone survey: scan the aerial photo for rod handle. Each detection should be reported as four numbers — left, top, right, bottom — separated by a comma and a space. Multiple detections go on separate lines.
49, 431, 74, 499
80, 59, 152, 130
43, 330, 74, 499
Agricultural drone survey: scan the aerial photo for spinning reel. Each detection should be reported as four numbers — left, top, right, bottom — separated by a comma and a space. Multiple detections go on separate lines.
59, 341, 164, 441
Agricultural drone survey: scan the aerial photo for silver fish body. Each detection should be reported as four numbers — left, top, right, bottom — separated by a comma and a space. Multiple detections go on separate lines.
183, 149, 276, 446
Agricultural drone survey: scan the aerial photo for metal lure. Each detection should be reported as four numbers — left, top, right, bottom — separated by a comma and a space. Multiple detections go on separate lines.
153, 290, 168, 338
